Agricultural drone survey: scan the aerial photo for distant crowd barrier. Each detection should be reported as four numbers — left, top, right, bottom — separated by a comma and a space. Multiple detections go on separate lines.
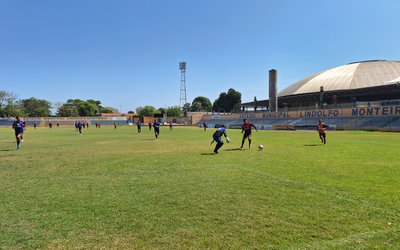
196, 105, 400, 132
238, 105, 400, 119
0, 115, 195, 127
0, 117, 130, 127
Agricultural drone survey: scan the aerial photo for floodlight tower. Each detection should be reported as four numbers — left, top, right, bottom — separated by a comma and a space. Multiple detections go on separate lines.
179, 61, 187, 107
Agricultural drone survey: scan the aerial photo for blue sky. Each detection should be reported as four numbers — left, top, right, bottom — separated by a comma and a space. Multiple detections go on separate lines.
1, 0, 399, 113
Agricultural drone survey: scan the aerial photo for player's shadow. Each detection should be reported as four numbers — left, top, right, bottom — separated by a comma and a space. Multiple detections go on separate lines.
225, 148, 243, 151
200, 153, 216, 156
303, 144, 322, 147
141, 138, 156, 141
0, 149, 12, 151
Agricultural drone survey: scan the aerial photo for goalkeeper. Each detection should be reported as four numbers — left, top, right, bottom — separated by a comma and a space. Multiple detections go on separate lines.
211, 125, 230, 154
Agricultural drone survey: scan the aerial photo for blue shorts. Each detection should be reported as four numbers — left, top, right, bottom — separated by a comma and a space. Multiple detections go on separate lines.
213, 135, 223, 144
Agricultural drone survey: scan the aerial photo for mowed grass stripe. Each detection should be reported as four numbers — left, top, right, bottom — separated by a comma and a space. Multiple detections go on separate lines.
0, 126, 399, 248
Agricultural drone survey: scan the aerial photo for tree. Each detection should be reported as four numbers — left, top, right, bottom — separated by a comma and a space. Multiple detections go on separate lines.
101, 107, 118, 114
166, 106, 183, 117
158, 108, 166, 115
213, 93, 225, 112
3, 100, 22, 117
0, 91, 21, 117
57, 99, 80, 117
182, 103, 191, 116
213, 88, 242, 112
127, 110, 135, 114
190, 102, 202, 112
77, 102, 99, 116
66, 99, 84, 108
87, 99, 101, 109
18, 97, 51, 117
136, 106, 157, 116
57, 104, 79, 117
191, 96, 212, 111
56, 99, 104, 117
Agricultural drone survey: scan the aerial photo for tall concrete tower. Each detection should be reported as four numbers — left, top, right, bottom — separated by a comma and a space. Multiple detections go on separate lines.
269, 69, 278, 112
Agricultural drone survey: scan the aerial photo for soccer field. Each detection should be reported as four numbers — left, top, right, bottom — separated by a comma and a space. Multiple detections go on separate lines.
0, 126, 399, 248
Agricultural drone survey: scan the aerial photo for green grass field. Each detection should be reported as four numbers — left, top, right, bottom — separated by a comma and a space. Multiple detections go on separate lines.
0, 126, 399, 249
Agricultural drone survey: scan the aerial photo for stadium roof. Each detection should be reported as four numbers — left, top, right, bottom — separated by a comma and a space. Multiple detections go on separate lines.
279, 60, 400, 97
386, 76, 400, 84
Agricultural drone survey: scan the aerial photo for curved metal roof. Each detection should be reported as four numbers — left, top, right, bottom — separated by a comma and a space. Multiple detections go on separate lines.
279, 60, 400, 97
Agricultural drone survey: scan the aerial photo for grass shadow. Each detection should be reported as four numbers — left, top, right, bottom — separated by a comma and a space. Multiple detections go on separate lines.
200, 153, 216, 156
225, 148, 243, 151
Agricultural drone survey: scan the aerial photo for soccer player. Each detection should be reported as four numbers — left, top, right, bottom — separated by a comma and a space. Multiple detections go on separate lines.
137, 120, 142, 133
77, 121, 83, 134
114, 122, 118, 130
169, 122, 173, 130
153, 120, 160, 139
317, 119, 328, 145
203, 121, 208, 131
240, 119, 258, 149
148, 122, 152, 131
211, 125, 230, 153
12, 116, 24, 150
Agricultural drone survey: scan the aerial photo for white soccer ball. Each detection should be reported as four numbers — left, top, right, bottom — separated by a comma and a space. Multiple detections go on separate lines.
258, 144, 264, 150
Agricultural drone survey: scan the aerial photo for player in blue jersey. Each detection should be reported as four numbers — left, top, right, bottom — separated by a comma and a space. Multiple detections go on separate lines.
153, 120, 160, 139
211, 125, 230, 153
77, 121, 83, 134
12, 117, 24, 150
137, 120, 142, 134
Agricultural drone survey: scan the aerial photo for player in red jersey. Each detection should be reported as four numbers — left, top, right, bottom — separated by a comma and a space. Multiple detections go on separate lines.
317, 119, 328, 145
240, 119, 258, 149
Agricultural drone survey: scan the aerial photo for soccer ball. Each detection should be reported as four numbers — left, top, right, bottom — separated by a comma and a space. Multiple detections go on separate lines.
258, 145, 264, 150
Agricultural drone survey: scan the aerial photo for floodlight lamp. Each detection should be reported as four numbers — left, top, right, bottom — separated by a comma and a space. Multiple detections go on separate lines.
179, 62, 186, 70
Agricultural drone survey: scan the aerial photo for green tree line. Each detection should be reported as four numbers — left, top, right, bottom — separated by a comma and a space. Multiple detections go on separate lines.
0, 88, 242, 117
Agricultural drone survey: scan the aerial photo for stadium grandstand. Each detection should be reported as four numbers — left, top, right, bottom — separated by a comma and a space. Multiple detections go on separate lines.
198, 60, 400, 131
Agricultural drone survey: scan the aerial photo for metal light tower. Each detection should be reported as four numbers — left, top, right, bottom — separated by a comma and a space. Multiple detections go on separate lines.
179, 61, 187, 107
